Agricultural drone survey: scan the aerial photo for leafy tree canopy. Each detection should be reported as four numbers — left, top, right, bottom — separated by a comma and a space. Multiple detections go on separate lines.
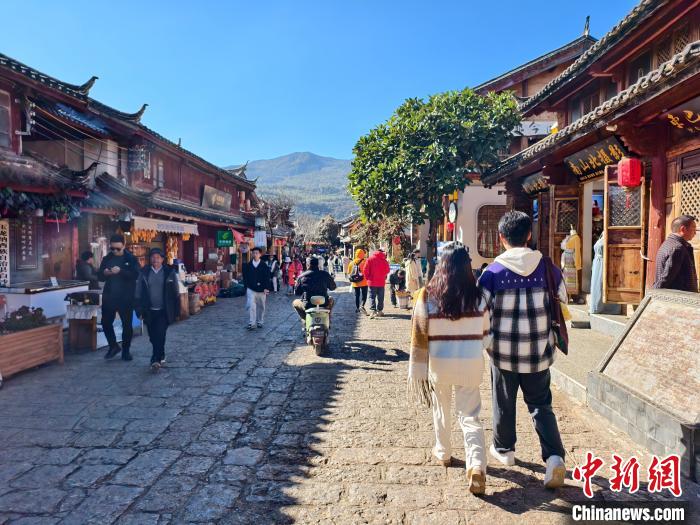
348, 88, 520, 226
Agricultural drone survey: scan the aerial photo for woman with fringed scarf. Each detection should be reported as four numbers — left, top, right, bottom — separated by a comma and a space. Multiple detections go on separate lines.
407, 242, 489, 494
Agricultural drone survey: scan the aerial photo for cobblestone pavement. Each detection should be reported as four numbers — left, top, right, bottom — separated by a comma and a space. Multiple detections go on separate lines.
0, 278, 697, 524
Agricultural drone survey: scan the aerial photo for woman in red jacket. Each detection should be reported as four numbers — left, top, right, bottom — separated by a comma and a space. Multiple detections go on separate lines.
287, 257, 304, 295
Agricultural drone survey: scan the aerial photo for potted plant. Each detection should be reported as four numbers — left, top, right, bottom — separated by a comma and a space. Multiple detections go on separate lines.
0, 306, 64, 387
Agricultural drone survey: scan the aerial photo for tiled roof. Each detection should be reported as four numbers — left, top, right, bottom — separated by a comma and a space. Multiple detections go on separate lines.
96, 173, 254, 227
0, 53, 97, 99
0, 51, 254, 189
518, 0, 667, 115
473, 35, 597, 93
482, 40, 700, 186
0, 149, 94, 191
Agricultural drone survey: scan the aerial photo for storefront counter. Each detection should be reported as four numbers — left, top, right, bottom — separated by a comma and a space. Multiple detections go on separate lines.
0, 280, 89, 320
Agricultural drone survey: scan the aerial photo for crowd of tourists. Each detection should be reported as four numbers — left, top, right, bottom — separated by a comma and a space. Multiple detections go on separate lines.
88, 211, 696, 493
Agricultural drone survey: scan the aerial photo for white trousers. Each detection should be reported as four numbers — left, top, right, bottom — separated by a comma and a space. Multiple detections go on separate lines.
431, 383, 486, 469
246, 289, 267, 325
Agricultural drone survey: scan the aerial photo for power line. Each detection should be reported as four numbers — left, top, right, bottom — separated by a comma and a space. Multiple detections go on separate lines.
33, 105, 131, 151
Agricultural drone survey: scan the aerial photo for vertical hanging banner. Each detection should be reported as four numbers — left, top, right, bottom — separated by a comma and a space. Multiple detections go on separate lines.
0, 219, 10, 287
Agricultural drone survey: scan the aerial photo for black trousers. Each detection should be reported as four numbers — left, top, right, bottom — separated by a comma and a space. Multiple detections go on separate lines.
146, 309, 169, 363
101, 300, 134, 350
353, 286, 368, 309
490, 363, 566, 461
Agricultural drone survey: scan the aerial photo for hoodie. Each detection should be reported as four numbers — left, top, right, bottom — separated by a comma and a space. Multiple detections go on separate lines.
363, 250, 390, 288
478, 246, 567, 373
347, 249, 368, 288
494, 247, 543, 276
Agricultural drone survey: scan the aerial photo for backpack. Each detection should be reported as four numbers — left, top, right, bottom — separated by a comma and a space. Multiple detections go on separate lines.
349, 261, 364, 283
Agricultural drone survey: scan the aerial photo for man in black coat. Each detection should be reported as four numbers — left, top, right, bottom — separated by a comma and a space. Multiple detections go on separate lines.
135, 248, 181, 372
98, 234, 139, 360
76, 251, 100, 290
389, 268, 406, 307
293, 257, 337, 321
242, 247, 272, 330
653, 214, 698, 293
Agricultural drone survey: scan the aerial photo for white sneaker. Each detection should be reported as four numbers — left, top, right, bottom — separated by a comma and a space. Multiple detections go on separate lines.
544, 455, 566, 489
489, 444, 515, 466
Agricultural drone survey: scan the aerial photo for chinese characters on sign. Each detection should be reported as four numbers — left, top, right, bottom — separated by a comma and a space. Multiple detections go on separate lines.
0, 219, 10, 287
16, 218, 38, 270
564, 137, 628, 182
202, 185, 232, 212
573, 453, 682, 498
667, 110, 700, 133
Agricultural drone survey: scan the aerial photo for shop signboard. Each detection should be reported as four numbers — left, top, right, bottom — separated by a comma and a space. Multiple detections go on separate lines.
202, 185, 232, 212
0, 219, 10, 287
253, 230, 267, 248
564, 136, 628, 182
216, 229, 234, 248
521, 171, 548, 195
16, 218, 38, 270
662, 94, 700, 135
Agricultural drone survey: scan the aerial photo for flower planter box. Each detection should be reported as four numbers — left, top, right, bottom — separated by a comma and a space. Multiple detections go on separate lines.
0, 324, 64, 381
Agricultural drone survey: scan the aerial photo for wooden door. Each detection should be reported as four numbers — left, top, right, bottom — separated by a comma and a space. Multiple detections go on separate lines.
603, 165, 647, 304
548, 185, 580, 270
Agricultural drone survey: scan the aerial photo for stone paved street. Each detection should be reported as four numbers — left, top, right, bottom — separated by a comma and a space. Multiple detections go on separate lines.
0, 278, 698, 524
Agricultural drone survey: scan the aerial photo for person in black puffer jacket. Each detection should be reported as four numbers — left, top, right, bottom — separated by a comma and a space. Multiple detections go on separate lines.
293, 257, 337, 322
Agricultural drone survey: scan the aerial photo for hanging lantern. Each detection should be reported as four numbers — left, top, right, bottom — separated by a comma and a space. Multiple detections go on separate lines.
618, 157, 642, 188
618, 157, 642, 209
446, 222, 455, 232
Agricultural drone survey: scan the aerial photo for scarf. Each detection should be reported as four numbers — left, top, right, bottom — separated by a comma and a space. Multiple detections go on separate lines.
407, 287, 432, 407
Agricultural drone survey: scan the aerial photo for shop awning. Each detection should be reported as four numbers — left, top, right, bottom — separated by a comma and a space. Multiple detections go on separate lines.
230, 229, 245, 243
133, 216, 198, 235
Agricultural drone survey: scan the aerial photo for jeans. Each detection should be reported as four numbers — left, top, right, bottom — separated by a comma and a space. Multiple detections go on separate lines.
353, 286, 368, 309
431, 383, 485, 469
369, 286, 385, 312
247, 289, 267, 325
490, 363, 566, 461
146, 309, 168, 363
101, 300, 133, 350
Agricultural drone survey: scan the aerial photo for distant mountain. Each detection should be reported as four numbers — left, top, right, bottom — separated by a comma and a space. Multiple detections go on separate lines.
226, 152, 357, 219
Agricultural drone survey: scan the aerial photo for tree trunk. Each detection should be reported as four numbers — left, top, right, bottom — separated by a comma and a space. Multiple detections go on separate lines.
427, 218, 438, 280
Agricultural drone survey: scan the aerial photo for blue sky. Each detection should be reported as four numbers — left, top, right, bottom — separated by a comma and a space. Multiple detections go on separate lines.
3, 1, 637, 165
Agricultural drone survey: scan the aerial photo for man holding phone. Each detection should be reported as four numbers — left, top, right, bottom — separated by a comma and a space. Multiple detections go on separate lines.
98, 234, 139, 360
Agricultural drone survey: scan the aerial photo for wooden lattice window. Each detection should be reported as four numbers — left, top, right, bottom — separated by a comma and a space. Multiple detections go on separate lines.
680, 170, 700, 219
656, 36, 673, 66
554, 198, 579, 234
673, 23, 691, 54
476, 205, 508, 258
0, 90, 10, 149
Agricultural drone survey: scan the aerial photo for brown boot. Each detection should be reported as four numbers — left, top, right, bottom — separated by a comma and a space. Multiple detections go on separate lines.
467, 466, 486, 495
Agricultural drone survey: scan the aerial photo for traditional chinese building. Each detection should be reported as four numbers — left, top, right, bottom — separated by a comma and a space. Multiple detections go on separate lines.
432, 25, 596, 268
0, 51, 261, 286
482, 0, 700, 306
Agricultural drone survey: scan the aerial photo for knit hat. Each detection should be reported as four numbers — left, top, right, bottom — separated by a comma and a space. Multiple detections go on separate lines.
149, 247, 165, 258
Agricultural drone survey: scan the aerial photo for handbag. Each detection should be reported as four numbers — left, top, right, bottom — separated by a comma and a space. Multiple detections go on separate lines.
543, 256, 569, 355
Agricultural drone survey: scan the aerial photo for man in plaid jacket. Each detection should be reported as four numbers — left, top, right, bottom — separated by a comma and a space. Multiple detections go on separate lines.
478, 211, 568, 489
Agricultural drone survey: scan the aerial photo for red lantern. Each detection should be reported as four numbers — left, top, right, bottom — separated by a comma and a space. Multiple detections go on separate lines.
618, 157, 642, 188
446, 222, 455, 232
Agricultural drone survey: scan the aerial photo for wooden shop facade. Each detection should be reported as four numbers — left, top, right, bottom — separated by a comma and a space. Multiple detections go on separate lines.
0, 50, 260, 295
483, 0, 700, 306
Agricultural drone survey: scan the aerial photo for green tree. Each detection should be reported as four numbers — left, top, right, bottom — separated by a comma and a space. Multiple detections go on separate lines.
314, 215, 341, 246
348, 88, 520, 274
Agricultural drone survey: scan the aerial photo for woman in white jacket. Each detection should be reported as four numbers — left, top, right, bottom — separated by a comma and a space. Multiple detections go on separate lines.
407, 242, 489, 494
